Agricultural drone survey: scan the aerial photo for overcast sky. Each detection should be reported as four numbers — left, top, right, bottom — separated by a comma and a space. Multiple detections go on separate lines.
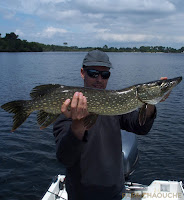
0, 0, 184, 48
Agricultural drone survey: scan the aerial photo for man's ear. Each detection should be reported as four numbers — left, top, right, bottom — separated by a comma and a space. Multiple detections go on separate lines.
81, 68, 85, 80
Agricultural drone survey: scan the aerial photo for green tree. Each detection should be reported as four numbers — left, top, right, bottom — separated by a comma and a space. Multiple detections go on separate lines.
103, 45, 108, 49
5, 32, 19, 40
178, 47, 184, 53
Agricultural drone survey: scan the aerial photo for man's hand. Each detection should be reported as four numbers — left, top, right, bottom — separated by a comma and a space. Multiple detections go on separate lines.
160, 77, 171, 102
61, 92, 89, 140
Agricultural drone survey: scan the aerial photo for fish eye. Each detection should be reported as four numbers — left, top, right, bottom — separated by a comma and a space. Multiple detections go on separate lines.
156, 81, 163, 87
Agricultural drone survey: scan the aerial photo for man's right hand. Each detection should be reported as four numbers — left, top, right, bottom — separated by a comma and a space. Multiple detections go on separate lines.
61, 92, 89, 140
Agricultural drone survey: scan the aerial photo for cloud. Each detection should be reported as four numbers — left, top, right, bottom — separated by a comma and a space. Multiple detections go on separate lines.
0, 0, 184, 47
37, 9, 82, 22
96, 33, 159, 42
80, 23, 109, 34
36, 26, 68, 38
0, 5, 16, 19
39, 0, 68, 3
75, 0, 176, 14
2, 11, 16, 20
15, 29, 25, 37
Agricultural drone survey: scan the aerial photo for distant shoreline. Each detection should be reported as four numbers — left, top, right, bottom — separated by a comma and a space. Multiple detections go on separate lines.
1, 32, 184, 53
1, 49, 184, 53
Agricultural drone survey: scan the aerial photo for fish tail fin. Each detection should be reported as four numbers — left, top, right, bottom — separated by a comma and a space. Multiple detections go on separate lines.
1, 100, 31, 132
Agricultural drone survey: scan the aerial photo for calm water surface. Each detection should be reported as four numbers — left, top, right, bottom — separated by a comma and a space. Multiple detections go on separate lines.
0, 52, 184, 200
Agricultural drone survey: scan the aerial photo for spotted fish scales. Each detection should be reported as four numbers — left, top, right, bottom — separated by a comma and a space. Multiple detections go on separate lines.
1, 76, 182, 131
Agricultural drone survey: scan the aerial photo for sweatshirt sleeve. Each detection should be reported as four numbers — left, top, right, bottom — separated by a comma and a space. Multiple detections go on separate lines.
119, 106, 157, 135
53, 114, 83, 168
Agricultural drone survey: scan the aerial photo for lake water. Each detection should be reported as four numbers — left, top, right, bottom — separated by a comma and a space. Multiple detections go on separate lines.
0, 52, 184, 200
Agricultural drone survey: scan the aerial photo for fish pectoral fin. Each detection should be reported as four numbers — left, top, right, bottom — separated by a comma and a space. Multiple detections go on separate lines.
30, 84, 61, 99
139, 104, 147, 126
83, 114, 98, 129
37, 110, 60, 130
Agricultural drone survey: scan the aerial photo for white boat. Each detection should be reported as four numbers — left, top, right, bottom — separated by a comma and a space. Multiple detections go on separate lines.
42, 131, 184, 200
42, 174, 184, 200
42, 175, 67, 200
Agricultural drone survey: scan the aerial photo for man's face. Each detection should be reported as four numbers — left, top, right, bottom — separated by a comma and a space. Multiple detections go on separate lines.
81, 66, 110, 89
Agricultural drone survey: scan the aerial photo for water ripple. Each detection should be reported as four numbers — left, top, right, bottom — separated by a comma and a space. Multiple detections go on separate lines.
0, 52, 183, 200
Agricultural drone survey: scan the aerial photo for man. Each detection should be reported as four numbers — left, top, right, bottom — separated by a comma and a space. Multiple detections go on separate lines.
53, 50, 157, 200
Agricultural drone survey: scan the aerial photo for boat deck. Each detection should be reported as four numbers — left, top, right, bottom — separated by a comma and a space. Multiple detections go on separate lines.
42, 175, 184, 200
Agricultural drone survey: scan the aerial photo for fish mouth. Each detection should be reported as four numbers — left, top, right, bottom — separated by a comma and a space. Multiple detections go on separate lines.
164, 76, 182, 85
160, 76, 182, 90
172, 76, 182, 84
167, 76, 182, 84
158, 76, 182, 101
136, 76, 182, 105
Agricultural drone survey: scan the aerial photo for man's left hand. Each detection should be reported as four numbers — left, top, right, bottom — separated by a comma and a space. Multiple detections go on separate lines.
159, 77, 171, 102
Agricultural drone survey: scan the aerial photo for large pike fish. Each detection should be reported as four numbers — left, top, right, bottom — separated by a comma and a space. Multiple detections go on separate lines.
1, 76, 182, 132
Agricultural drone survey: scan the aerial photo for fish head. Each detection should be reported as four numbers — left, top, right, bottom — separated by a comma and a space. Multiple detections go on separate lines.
137, 76, 182, 105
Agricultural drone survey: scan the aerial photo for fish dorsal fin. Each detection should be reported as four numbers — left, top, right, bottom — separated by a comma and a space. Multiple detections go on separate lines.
30, 84, 61, 99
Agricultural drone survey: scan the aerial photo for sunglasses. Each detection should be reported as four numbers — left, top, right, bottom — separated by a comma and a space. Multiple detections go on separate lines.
84, 69, 111, 79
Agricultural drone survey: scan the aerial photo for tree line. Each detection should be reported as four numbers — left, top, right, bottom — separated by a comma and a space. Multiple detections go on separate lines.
0, 32, 43, 52
0, 32, 184, 53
